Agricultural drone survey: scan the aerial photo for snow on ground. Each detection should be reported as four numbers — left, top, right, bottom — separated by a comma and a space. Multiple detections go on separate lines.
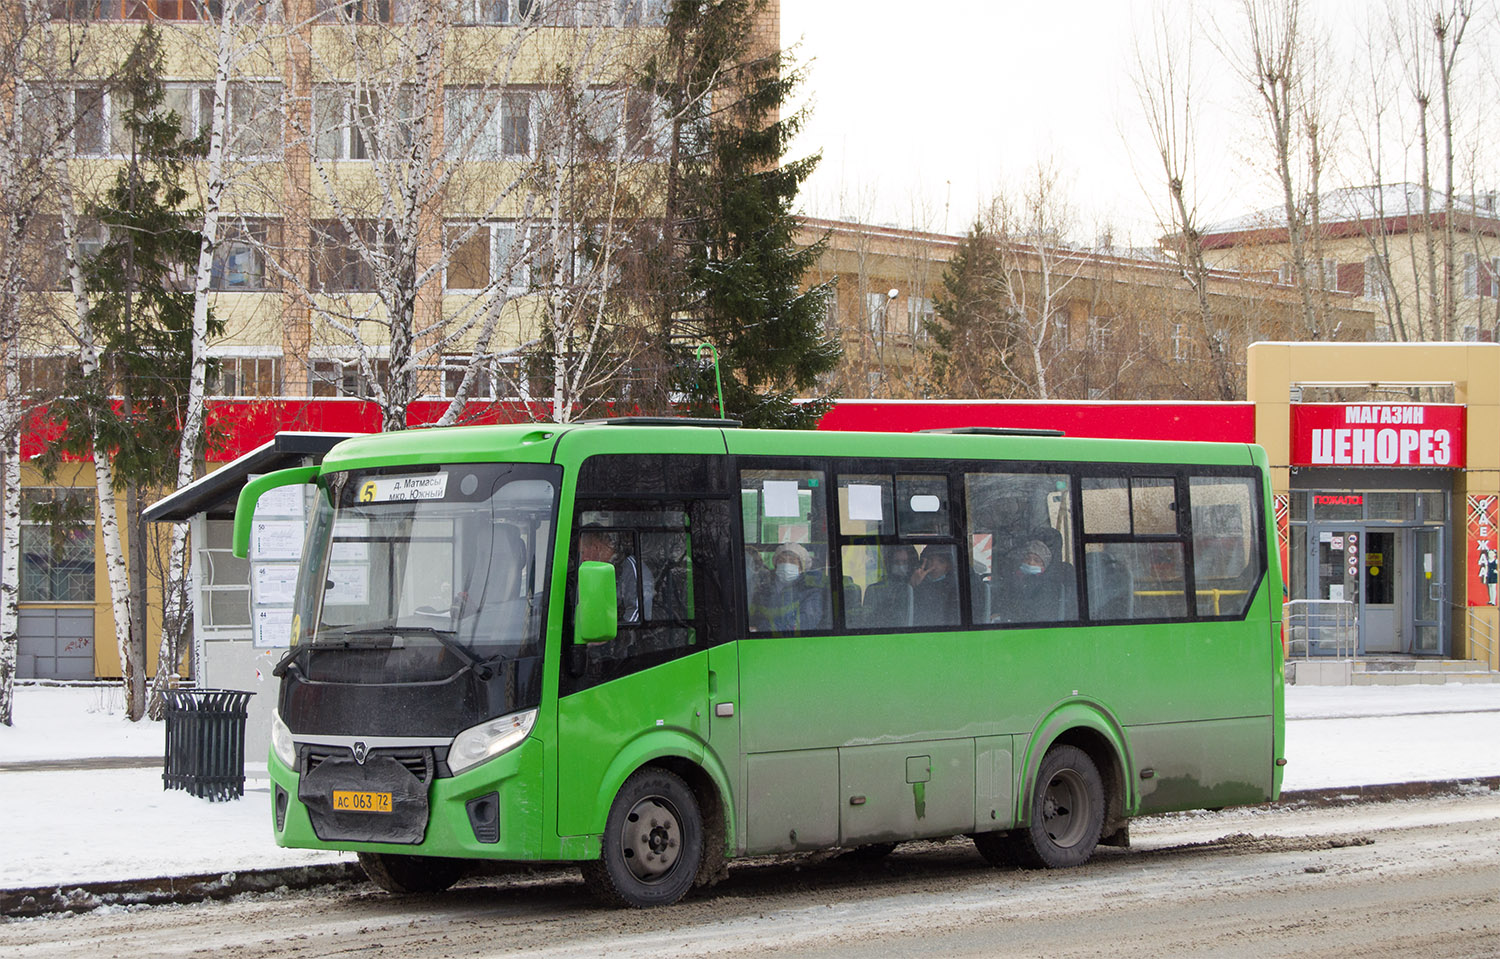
2, 682, 1499, 890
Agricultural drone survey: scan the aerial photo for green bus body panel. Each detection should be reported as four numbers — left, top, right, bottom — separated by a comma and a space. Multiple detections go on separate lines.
268, 422, 1283, 868
232, 466, 319, 559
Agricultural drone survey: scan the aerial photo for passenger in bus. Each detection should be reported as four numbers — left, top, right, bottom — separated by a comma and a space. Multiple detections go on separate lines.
749, 542, 827, 634
994, 539, 1076, 623
911, 547, 960, 626
863, 545, 918, 628
580, 529, 653, 623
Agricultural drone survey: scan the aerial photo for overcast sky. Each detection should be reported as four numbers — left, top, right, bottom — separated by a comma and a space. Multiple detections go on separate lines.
779, 0, 1447, 246
781, 2, 1188, 243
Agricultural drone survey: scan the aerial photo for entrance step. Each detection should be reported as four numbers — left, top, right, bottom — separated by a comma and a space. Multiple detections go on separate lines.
1289, 658, 1500, 686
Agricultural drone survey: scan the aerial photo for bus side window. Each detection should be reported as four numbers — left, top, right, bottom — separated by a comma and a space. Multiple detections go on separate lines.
741, 467, 831, 636
966, 472, 1078, 626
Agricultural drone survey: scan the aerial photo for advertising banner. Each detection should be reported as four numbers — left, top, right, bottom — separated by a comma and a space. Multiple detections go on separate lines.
1289, 404, 1465, 468
1468, 495, 1498, 607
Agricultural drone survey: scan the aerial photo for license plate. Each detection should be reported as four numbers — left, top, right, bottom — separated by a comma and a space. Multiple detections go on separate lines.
332, 790, 392, 813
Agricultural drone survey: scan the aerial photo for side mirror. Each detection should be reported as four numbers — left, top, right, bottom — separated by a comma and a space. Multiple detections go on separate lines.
575, 561, 618, 644
233, 466, 320, 558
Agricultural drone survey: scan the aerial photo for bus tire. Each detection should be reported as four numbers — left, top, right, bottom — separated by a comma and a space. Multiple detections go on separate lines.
357, 852, 468, 894
582, 767, 703, 908
1015, 745, 1105, 869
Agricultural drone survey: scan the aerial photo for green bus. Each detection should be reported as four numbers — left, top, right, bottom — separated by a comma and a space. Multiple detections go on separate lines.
234, 419, 1285, 907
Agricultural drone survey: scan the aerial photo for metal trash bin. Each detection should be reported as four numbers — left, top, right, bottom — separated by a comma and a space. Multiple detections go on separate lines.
163, 688, 255, 801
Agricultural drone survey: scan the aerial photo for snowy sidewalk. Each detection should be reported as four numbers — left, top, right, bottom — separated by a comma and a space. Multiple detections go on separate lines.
3, 683, 1500, 891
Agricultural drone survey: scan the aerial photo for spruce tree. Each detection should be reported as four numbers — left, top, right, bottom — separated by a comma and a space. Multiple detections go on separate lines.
930, 219, 1021, 398
649, 0, 839, 428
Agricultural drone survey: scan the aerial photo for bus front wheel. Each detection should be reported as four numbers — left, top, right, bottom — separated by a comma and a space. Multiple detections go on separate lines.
582, 767, 703, 908
1015, 745, 1105, 869
357, 852, 468, 894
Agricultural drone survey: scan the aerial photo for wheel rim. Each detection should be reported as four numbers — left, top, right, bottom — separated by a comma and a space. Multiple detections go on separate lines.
620, 794, 682, 884
1041, 768, 1090, 849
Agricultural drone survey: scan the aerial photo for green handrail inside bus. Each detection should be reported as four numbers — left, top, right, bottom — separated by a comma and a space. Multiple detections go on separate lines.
575, 561, 618, 643
232, 466, 321, 559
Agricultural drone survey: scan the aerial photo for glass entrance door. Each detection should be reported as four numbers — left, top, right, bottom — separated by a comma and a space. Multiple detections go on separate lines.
1313, 529, 1362, 654
1363, 530, 1399, 653
1411, 526, 1445, 653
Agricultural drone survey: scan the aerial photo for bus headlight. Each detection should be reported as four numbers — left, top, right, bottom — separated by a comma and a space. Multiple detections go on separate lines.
271, 710, 297, 771
450, 709, 536, 775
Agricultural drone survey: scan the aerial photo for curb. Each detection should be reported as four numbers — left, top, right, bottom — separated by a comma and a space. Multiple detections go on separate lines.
1277, 775, 1500, 806
1, 862, 365, 920
7, 776, 1499, 920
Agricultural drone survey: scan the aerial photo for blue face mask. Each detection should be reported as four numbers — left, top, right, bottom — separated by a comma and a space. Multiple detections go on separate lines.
1020, 563, 1044, 575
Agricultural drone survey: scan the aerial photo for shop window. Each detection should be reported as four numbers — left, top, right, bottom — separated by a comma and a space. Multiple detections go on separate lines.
20, 489, 95, 603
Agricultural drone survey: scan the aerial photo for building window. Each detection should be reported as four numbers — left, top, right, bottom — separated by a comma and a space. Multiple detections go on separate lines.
207, 356, 281, 396
440, 354, 528, 400
444, 222, 528, 291
609, 0, 669, 25
212, 219, 281, 290
314, 85, 414, 160
314, 0, 403, 22
310, 357, 389, 398
1087, 314, 1114, 353
1364, 254, 1390, 301
866, 291, 888, 339
1171, 323, 1188, 362
20, 489, 95, 603
311, 219, 395, 291
444, 87, 535, 160
453, 0, 537, 24
53, 0, 279, 18
907, 295, 933, 339
1463, 253, 1499, 299
18, 355, 76, 399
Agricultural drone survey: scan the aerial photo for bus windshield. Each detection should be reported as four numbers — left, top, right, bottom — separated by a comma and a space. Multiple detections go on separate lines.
294, 463, 558, 682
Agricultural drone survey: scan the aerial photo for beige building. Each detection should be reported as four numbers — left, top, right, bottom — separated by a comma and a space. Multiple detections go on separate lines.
1201, 184, 1500, 344
802, 217, 1377, 401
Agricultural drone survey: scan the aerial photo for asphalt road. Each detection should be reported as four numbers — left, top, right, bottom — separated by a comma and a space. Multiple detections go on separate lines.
3, 788, 1498, 958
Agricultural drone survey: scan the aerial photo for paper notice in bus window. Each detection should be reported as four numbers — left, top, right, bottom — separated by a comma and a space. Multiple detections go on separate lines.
847, 484, 883, 521
331, 518, 370, 562
763, 480, 801, 517
326, 564, 369, 605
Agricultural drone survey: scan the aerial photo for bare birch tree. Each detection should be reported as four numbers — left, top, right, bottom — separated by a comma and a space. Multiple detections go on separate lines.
1132, 2, 1240, 400
1221, 0, 1332, 338
0, 0, 64, 726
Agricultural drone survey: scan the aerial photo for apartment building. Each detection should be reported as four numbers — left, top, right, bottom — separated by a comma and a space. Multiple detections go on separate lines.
1199, 184, 1500, 344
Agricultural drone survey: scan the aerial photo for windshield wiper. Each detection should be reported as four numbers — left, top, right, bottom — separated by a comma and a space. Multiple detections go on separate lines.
325, 624, 496, 680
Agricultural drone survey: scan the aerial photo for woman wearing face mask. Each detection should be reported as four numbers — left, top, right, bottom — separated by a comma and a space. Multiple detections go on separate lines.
996, 539, 1073, 623
749, 542, 828, 634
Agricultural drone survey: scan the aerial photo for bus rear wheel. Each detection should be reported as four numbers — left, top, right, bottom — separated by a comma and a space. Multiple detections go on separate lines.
357, 852, 469, 894
1014, 745, 1105, 869
582, 767, 703, 908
